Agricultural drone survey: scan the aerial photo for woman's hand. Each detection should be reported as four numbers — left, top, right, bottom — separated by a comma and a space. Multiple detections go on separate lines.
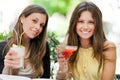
56, 46, 68, 72
4, 49, 20, 68
56, 53, 70, 80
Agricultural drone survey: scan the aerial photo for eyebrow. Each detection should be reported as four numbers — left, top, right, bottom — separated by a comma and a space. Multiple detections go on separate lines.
33, 17, 45, 23
78, 18, 94, 21
34, 17, 39, 21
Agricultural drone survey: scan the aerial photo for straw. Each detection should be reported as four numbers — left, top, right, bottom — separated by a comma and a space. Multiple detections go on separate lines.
19, 31, 25, 45
13, 28, 18, 44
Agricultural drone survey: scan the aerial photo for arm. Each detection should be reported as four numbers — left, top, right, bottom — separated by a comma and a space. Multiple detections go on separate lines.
41, 42, 50, 78
56, 55, 70, 80
2, 49, 20, 74
0, 41, 7, 73
102, 41, 116, 80
2, 66, 10, 74
55, 47, 70, 80
0, 49, 4, 74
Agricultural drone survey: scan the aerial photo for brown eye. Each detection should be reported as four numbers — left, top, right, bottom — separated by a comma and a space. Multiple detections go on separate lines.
88, 21, 95, 24
40, 24, 45, 28
32, 20, 37, 23
78, 20, 84, 23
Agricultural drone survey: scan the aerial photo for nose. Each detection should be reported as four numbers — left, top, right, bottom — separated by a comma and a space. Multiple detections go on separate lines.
83, 23, 89, 28
81, 23, 89, 31
35, 24, 40, 30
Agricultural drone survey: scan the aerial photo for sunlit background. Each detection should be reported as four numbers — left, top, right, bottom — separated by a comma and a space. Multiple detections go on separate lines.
0, 0, 120, 78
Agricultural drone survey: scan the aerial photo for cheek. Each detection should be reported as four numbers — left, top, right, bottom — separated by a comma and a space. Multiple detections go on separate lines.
92, 26, 95, 32
76, 27, 78, 34
76, 24, 81, 33
39, 28, 43, 34
22, 22, 31, 32
22, 26, 28, 32
22, 19, 32, 31
90, 27, 95, 36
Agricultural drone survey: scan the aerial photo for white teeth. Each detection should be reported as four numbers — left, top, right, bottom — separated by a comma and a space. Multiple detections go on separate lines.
82, 31, 89, 33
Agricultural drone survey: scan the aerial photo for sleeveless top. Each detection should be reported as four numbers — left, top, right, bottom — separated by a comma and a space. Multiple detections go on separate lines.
18, 62, 33, 78
73, 47, 102, 80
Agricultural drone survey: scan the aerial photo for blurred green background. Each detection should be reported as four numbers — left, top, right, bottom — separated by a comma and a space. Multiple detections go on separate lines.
2, 0, 120, 79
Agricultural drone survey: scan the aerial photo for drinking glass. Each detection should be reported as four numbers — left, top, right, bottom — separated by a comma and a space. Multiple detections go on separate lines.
56, 45, 77, 72
10, 44, 25, 68
63, 45, 77, 71
63, 45, 77, 59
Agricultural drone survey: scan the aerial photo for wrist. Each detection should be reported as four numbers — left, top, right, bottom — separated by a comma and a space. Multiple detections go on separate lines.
56, 70, 67, 80
2, 66, 10, 74
56, 69, 71, 80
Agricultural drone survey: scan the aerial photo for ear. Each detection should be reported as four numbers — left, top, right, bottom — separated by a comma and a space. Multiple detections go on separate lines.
20, 15, 25, 23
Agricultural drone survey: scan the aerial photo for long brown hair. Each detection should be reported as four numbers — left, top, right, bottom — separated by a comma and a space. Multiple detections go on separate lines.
4, 5, 49, 78
66, 1, 106, 77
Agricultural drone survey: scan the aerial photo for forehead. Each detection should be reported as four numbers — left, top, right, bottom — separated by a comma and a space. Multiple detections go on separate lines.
28, 13, 46, 18
80, 11, 92, 16
79, 11, 93, 19
27, 13, 46, 22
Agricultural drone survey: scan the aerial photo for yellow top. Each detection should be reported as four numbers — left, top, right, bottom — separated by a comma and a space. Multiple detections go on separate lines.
73, 47, 102, 80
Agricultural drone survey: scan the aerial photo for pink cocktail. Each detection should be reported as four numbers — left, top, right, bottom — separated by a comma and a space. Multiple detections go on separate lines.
63, 46, 77, 58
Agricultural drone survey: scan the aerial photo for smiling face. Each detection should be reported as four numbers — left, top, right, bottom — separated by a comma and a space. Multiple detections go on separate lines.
76, 11, 95, 41
20, 13, 46, 39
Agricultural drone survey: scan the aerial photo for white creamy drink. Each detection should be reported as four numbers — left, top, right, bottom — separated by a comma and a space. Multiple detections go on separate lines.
10, 44, 25, 68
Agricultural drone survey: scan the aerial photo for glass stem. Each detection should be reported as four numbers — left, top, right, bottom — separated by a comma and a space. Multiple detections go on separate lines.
64, 58, 68, 72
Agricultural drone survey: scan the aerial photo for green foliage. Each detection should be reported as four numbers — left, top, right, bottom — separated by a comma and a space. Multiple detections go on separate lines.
0, 32, 10, 41
47, 31, 60, 62
47, 31, 60, 79
30, 0, 70, 16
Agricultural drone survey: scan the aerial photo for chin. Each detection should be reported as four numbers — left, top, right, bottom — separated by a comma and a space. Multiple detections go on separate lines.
80, 35, 91, 39
29, 36, 36, 39
28, 34, 39, 39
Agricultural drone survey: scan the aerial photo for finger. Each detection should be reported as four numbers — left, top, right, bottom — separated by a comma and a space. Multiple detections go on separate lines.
4, 58, 20, 64
8, 49, 17, 55
5, 53, 20, 60
57, 54, 65, 58
56, 46, 63, 55
4, 58, 19, 67
58, 58, 66, 65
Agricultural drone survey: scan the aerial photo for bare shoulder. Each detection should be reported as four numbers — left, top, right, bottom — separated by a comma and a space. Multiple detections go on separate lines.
103, 41, 116, 49
103, 41, 116, 61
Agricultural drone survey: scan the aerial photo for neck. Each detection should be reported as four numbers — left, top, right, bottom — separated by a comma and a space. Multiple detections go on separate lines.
80, 39, 91, 48
22, 36, 30, 58
23, 35, 30, 47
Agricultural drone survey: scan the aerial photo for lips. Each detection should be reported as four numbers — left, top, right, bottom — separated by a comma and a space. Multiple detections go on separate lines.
82, 31, 89, 33
31, 30, 39, 36
80, 30, 90, 34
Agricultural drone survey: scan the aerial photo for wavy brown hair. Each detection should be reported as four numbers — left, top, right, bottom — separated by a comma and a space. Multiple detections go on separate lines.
4, 5, 49, 78
65, 1, 106, 78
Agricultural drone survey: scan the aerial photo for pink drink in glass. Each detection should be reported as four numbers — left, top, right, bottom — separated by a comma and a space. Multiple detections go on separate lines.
63, 46, 77, 58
